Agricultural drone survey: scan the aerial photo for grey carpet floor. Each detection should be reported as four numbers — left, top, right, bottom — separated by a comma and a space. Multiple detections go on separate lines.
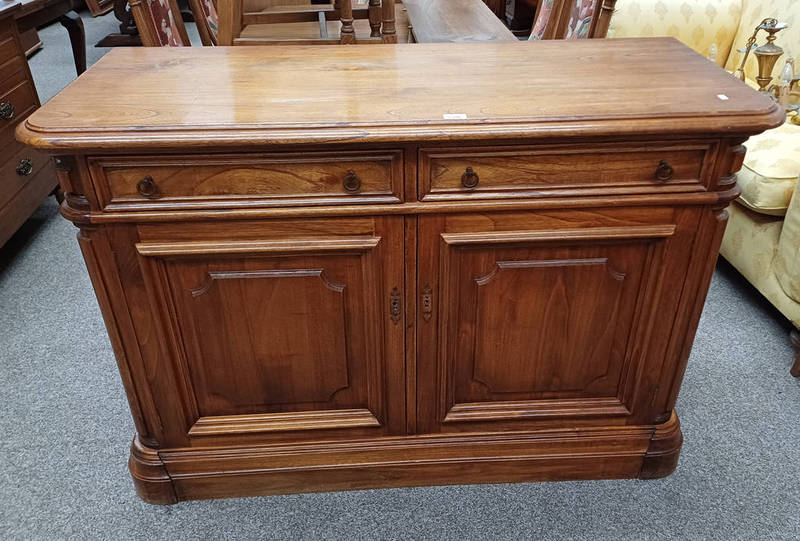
1, 9, 799, 541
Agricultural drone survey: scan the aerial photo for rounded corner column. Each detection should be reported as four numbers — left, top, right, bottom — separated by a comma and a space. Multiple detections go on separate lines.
128, 435, 178, 505
639, 410, 683, 480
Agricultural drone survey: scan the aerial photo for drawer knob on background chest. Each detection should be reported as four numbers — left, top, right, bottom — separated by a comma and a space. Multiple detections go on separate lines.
654, 160, 675, 182
0, 102, 13, 120
136, 176, 160, 198
16, 159, 33, 177
461, 167, 479, 189
342, 170, 362, 193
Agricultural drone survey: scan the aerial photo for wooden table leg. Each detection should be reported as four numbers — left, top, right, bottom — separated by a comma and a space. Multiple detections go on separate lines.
58, 10, 85, 75
96, 0, 141, 47
791, 328, 800, 377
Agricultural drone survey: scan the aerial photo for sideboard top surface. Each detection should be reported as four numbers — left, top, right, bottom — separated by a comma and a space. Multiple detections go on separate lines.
18, 39, 783, 150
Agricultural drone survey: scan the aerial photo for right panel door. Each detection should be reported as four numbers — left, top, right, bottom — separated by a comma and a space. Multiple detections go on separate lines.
416, 207, 700, 434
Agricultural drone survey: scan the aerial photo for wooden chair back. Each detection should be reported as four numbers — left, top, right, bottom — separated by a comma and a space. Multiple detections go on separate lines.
188, 0, 219, 45
529, 0, 616, 40
219, 0, 398, 45
129, 0, 191, 46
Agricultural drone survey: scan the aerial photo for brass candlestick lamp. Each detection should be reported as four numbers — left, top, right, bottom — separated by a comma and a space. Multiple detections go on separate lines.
734, 18, 799, 124
753, 19, 788, 92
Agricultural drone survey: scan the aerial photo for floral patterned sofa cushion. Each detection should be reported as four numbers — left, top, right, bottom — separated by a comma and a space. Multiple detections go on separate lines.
529, 0, 554, 40
148, 0, 186, 46
565, 0, 597, 39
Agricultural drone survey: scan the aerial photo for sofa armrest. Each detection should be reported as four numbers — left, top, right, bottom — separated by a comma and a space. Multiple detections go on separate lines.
775, 182, 800, 303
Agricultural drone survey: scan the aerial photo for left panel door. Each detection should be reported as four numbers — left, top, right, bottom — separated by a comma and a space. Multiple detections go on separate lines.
132, 216, 405, 445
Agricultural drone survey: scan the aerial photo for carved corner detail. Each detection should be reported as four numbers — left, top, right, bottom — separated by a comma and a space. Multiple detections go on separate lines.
52, 156, 93, 224
639, 410, 683, 479
128, 435, 177, 505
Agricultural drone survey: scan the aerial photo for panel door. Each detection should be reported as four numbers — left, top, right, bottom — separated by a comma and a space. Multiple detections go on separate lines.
134, 216, 404, 444
416, 208, 699, 434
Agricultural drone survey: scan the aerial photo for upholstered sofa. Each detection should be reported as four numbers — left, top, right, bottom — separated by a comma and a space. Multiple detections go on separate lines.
609, 0, 800, 375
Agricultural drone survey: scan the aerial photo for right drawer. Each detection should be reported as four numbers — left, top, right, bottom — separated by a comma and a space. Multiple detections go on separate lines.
418, 142, 715, 201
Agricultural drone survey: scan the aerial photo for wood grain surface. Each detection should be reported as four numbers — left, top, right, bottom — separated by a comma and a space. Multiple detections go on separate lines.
17, 39, 783, 150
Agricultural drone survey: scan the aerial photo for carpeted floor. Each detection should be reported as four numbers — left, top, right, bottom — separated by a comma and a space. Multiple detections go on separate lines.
1, 9, 799, 541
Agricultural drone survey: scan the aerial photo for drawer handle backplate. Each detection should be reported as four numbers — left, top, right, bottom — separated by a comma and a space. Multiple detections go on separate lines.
654, 160, 674, 182
136, 176, 160, 198
16, 158, 33, 176
0, 102, 13, 120
343, 170, 361, 193
461, 167, 479, 189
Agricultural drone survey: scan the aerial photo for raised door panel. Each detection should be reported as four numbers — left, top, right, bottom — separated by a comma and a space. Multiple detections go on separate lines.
417, 208, 693, 434
134, 217, 404, 443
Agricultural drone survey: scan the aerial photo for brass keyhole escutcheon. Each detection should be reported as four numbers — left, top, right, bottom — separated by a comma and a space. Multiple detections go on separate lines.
343, 170, 361, 193
654, 160, 674, 182
136, 176, 159, 198
16, 158, 33, 176
0, 102, 13, 120
461, 167, 479, 189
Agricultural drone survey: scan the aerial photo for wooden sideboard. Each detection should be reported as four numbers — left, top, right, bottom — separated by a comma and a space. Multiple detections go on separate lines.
17, 41, 783, 504
1, 1, 56, 248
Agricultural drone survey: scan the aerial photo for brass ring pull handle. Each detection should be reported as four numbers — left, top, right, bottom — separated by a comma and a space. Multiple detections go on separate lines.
343, 170, 361, 193
136, 176, 159, 198
0, 101, 13, 120
461, 167, 479, 189
16, 158, 33, 176
654, 160, 674, 182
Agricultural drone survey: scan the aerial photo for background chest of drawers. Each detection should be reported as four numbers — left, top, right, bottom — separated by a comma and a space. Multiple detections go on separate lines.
0, 1, 55, 248
17, 42, 783, 503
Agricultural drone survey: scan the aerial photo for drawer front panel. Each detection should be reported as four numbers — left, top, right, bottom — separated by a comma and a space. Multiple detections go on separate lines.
0, 141, 49, 209
0, 76, 38, 150
419, 143, 712, 201
91, 150, 403, 210
0, 32, 21, 69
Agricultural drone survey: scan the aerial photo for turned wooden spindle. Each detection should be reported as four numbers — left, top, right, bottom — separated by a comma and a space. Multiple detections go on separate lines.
381, 0, 396, 43
339, 0, 356, 43
368, 0, 381, 37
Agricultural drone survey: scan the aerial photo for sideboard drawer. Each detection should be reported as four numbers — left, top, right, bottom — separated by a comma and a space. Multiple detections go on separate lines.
0, 142, 47, 208
0, 75, 38, 150
419, 143, 713, 201
0, 31, 20, 68
90, 150, 403, 210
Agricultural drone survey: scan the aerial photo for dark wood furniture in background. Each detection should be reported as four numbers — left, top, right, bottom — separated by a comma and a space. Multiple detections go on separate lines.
85, 0, 113, 16
219, 0, 398, 45
95, 0, 140, 47
17, 40, 782, 503
403, 0, 516, 43
505, 0, 535, 37
481, 0, 504, 19
14, 0, 86, 74
0, 1, 56, 247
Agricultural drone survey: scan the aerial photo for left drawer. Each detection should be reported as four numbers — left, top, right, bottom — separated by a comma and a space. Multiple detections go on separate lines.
88, 150, 404, 211
0, 142, 49, 208
0, 74, 38, 151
